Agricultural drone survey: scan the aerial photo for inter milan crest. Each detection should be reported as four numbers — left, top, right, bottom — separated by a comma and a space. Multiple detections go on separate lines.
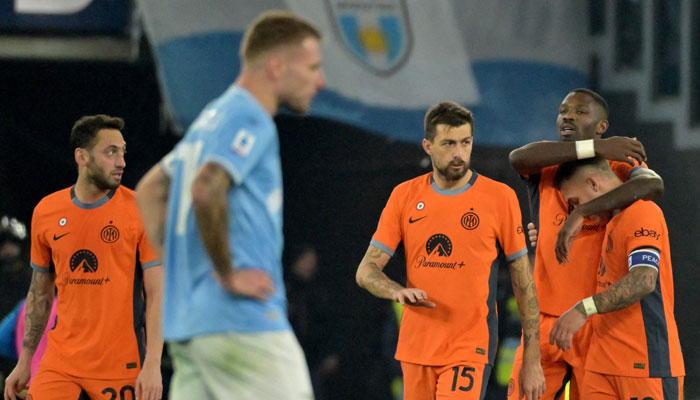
325, 0, 413, 75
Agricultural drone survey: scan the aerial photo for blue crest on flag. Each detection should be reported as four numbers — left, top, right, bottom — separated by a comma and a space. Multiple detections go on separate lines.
326, 0, 413, 76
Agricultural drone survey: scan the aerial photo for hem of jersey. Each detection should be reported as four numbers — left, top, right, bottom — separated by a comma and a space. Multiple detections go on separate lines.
505, 247, 528, 261
370, 239, 395, 257
164, 325, 292, 343
30, 261, 49, 271
429, 171, 479, 196
202, 154, 243, 185
142, 259, 161, 270
396, 355, 491, 367
583, 365, 683, 379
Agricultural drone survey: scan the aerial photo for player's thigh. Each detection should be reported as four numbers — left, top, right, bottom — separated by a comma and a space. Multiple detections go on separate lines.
401, 361, 438, 400
190, 331, 313, 400
27, 368, 83, 400
435, 362, 491, 400
78, 377, 136, 400
168, 341, 209, 400
612, 375, 684, 400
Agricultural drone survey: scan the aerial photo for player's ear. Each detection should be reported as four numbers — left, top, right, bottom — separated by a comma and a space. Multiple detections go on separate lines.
595, 119, 609, 137
422, 138, 432, 156
266, 52, 285, 81
586, 175, 601, 192
74, 148, 89, 166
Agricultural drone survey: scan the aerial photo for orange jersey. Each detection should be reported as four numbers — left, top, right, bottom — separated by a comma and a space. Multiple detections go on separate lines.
586, 200, 684, 377
372, 172, 527, 366
29, 186, 159, 379
525, 161, 645, 315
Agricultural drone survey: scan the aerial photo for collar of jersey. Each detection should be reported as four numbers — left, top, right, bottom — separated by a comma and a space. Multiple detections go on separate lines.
70, 186, 117, 209
430, 170, 478, 196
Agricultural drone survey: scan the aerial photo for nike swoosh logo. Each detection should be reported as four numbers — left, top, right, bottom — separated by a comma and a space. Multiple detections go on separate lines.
53, 233, 70, 241
408, 216, 426, 223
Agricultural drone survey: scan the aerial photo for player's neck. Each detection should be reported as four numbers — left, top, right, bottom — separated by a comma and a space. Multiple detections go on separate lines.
73, 177, 112, 204
432, 169, 473, 191
235, 73, 278, 116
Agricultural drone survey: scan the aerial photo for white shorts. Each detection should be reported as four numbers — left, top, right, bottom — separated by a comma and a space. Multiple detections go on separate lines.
168, 330, 314, 400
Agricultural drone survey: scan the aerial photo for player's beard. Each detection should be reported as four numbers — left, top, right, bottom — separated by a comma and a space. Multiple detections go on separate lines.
435, 159, 469, 181
86, 159, 121, 190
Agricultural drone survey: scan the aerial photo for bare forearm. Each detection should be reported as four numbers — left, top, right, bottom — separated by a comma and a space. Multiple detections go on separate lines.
136, 165, 171, 256
193, 194, 231, 278
142, 267, 163, 367
592, 266, 657, 314
577, 173, 663, 218
509, 141, 576, 175
355, 245, 401, 299
22, 271, 55, 356
509, 255, 540, 357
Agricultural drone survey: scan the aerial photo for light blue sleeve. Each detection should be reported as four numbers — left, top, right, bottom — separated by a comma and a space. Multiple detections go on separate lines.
200, 116, 273, 185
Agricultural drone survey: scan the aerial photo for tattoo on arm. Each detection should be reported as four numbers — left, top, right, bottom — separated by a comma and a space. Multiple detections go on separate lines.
356, 245, 402, 299
509, 255, 540, 347
593, 266, 658, 314
23, 270, 55, 351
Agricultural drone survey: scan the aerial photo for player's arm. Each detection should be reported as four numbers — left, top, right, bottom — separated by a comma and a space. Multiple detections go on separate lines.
135, 266, 164, 400
509, 137, 646, 176
555, 168, 664, 263
191, 162, 274, 300
135, 164, 171, 258
4, 269, 55, 400
508, 254, 546, 399
550, 262, 658, 351
355, 244, 434, 307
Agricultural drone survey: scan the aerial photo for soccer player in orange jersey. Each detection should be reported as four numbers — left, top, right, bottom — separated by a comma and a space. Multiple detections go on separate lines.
507, 89, 664, 399
3, 115, 163, 400
550, 157, 684, 399
355, 102, 545, 400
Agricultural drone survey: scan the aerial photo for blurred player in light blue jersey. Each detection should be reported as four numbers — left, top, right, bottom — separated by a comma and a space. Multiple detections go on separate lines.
136, 10, 325, 400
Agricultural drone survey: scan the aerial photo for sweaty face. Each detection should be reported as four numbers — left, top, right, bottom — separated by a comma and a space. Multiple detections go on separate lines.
85, 129, 126, 190
426, 123, 473, 182
278, 37, 325, 114
557, 92, 607, 142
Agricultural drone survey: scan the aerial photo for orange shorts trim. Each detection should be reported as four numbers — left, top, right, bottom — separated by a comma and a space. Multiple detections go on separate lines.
400, 361, 491, 400
508, 313, 593, 400
28, 368, 136, 400
583, 370, 684, 399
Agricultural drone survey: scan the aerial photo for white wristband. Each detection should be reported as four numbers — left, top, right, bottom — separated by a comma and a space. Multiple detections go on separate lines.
582, 296, 598, 316
575, 139, 595, 159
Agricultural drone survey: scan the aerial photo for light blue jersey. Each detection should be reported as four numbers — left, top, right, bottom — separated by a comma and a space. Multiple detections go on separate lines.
160, 85, 288, 341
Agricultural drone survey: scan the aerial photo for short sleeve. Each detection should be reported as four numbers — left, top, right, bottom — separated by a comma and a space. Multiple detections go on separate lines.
499, 187, 528, 261
610, 159, 648, 182
200, 115, 274, 186
137, 226, 161, 270
370, 186, 405, 256
29, 204, 51, 272
622, 202, 665, 270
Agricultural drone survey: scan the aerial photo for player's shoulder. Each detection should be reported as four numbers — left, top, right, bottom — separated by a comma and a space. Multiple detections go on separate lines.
34, 187, 72, 214
623, 199, 663, 219
115, 185, 136, 200
394, 173, 431, 193
473, 172, 516, 195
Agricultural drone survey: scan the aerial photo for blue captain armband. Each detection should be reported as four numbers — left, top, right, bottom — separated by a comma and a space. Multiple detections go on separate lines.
628, 248, 660, 271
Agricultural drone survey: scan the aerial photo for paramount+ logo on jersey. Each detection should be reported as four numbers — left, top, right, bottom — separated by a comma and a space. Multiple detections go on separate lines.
65, 249, 111, 286
413, 233, 467, 270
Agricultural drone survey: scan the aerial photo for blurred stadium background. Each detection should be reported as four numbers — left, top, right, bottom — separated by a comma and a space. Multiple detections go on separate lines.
0, 0, 698, 398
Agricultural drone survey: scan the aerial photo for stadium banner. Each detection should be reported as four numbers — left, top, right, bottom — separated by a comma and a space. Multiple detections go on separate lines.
137, 0, 588, 146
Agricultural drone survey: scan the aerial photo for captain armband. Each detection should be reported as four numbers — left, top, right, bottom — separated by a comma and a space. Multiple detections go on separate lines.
628, 248, 660, 271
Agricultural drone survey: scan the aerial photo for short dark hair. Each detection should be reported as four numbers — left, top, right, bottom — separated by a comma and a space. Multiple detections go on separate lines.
554, 156, 611, 189
424, 102, 474, 142
570, 88, 609, 118
240, 10, 321, 62
70, 114, 124, 150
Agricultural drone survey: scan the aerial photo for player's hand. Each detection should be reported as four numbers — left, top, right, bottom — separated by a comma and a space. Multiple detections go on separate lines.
4, 362, 30, 400
519, 360, 545, 400
135, 361, 162, 400
595, 136, 646, 166
393, 288, 435, 308
527, 223, 538, 248
215, 268, 275, 301
549, 302, 588, 351
555, 209, 584, 264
